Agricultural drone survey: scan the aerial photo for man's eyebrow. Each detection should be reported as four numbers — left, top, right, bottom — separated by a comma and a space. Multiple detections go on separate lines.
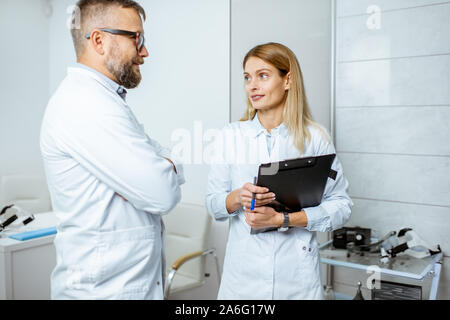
243, 68, 272, 74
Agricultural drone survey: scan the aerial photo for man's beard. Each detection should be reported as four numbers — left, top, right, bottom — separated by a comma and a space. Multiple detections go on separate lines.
106, 51, 143, 89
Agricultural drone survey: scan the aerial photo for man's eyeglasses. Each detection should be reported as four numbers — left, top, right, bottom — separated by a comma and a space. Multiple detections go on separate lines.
85, 28, 145, 53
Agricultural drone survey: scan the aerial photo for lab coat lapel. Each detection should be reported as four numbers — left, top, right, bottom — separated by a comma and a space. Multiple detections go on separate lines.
69, 68, 147, 137
257, 133, 271, 164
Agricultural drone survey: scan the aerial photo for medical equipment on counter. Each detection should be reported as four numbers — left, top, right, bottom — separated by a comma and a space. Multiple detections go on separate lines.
332, 226, 441, 263
319, 226, 443, 300
383, 228, 441, 260
346, 230, 397, 255
0, 205, 35, 234
333, 226, 371, 250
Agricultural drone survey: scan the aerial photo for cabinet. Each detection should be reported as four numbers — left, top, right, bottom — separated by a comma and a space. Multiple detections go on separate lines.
0, 212, 56, 300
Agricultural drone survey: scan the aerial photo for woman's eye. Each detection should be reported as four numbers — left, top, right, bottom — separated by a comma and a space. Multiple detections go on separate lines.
260, 74, 268, 79
244, 76, 250, 82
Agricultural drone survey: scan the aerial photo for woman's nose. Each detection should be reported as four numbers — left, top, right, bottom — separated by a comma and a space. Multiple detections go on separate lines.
247, 78, 259, 91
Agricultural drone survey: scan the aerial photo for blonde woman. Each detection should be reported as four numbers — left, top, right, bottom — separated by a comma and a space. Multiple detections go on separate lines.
205, 43, 352, 299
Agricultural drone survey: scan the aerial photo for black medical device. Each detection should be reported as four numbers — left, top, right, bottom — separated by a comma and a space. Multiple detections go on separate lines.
332, 226, 372, 250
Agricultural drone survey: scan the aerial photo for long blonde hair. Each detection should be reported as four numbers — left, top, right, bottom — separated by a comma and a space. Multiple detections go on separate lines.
240, 42, 326, 154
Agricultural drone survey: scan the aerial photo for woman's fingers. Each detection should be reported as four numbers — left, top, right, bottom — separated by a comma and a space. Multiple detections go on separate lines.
243, 182, 269, 194
240, 183, 275, 208
242, 197, 275, 209
241, 191, 275, 200
241, 194, 275, 205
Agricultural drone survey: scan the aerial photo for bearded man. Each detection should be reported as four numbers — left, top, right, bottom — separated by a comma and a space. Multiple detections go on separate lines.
40, 0, 185, 300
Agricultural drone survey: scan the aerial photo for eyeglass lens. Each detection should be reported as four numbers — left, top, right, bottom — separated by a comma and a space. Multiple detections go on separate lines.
137, 34, 145, 51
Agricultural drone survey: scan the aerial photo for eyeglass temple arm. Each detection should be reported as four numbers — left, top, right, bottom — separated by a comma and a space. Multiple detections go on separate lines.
85, 29, 137, 39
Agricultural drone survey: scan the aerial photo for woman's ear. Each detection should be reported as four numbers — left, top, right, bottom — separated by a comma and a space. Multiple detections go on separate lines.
284, 72, 291, 90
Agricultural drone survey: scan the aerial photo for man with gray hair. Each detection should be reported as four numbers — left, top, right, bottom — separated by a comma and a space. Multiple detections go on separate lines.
40, 0, 184, 299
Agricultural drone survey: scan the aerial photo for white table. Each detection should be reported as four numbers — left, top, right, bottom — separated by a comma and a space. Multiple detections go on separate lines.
0, 212, 57, 300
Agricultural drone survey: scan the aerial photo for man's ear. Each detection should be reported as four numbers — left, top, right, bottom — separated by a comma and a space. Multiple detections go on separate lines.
284, 72, 291, 90
89, 29, 106, 55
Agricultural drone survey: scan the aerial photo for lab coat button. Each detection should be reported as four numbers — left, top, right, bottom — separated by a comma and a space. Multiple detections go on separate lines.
308, 248, 312, 252
157, 281, 160, 286
302, 246, 306, 250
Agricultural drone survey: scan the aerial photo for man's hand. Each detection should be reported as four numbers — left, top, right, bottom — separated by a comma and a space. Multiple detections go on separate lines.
244, 206, 283, 230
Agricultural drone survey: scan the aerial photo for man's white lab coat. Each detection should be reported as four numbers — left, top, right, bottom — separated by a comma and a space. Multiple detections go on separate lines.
40, 67, 184, 299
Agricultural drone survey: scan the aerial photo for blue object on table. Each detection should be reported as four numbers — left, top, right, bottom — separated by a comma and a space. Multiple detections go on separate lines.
9, 227, 57, 241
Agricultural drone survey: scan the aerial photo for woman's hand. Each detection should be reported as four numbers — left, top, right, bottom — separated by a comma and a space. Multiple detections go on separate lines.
239, 182, 275, 209
226, 182, 275, 214
244, 206, 283, 230
226, 182, 275, 213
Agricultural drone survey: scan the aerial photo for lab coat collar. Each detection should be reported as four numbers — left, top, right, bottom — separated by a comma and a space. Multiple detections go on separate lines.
70, 64, 128, 103
250, 113, 289, 138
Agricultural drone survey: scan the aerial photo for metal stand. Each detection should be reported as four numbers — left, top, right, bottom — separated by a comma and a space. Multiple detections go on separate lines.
319, 240, 443, 300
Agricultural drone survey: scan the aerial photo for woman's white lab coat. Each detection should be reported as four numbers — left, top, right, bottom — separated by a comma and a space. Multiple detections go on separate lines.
205, 117, 353, 299
40, 67, 184, 299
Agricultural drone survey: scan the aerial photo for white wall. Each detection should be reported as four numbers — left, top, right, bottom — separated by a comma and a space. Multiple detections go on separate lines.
130, 0, 231, 299
130, 0, 230, 205
0, 0, 50, 178
334, 0, 450, 299
48, 0, 77, 95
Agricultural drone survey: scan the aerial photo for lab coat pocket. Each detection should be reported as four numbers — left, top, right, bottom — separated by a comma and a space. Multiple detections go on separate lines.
96, 225, 159, 298
294, 237, 321, 290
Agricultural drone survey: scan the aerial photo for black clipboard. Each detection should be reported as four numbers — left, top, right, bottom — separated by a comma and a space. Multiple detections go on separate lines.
250, 153, 337, 234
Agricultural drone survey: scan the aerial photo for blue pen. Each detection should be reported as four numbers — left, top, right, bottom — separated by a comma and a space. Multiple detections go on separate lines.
250, 176, 257, 211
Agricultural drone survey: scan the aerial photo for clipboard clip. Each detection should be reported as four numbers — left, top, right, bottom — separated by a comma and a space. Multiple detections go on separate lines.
329, 169, 337, 180
278, 157, 316, 171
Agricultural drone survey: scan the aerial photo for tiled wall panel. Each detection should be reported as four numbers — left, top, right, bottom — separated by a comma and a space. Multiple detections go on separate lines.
336, 55, 450, 107
337, 3, 450, 61
334, 0, 449, 299
336, 106, 450, 156
337, 0, 448, 17
340, 153, 450, 207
